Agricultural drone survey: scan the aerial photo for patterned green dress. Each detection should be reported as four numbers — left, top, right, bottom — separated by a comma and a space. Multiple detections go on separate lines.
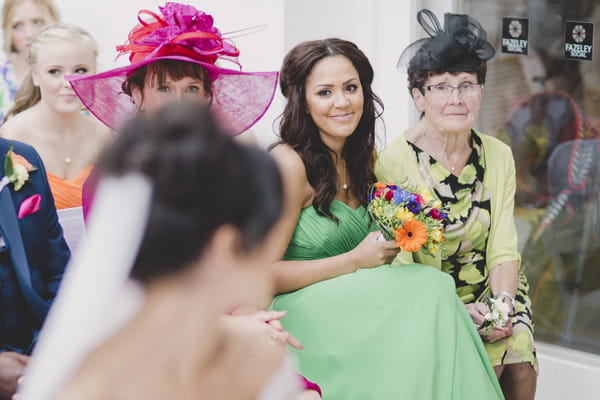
407, 133, 538, 372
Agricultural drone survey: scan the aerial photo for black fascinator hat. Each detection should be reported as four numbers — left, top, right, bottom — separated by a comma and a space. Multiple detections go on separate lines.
398, 9, 496, 72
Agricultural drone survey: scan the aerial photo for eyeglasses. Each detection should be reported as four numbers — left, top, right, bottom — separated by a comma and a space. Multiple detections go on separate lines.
422, 83, 483, 98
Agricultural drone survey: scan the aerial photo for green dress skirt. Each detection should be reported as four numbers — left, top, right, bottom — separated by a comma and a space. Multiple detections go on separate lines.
272, 201, 503, 399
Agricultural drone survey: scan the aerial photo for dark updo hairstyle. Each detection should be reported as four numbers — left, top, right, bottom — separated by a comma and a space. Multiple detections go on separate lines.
96, 102, 283, 283
122, 59, 213, 105
277, 38, 383, 220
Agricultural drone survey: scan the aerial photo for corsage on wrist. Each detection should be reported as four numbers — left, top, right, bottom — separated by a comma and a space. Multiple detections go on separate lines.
479, 296, 512, 334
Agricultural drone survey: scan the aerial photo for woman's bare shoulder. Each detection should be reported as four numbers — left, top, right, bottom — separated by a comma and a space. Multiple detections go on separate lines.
269, 143, 306, 175
0, 109, 37, 141
269, 143, 312, 206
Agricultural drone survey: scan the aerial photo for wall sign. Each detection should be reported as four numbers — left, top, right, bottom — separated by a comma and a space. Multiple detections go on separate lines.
564, 21, 594, 61
502, 17, 529, 55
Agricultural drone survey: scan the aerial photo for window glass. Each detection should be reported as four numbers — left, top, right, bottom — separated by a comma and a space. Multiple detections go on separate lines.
461, 0, 600, 354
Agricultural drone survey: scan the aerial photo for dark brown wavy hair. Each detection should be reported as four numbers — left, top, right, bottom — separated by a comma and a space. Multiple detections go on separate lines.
276, 38, 383, 220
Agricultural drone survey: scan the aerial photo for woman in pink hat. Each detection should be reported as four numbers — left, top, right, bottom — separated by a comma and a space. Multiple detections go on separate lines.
67, 2, 278, 137
73, 2, 279, 218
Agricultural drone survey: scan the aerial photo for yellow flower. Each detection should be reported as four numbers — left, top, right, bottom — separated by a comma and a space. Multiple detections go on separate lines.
395, 207, 413, 221
420, 188, 433, 203
374, 206, 384, 217
432, 199, 442, 209
428, 243, 440, 254
431, 229, 444, 242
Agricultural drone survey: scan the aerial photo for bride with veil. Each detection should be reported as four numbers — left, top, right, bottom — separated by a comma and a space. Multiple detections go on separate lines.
18, 103, 302, 399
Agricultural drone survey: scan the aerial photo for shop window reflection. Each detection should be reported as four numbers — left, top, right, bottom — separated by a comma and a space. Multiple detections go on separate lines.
461, 0, 600, 354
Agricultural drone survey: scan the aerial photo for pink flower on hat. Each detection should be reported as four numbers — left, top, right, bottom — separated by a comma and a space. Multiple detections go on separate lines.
119, 2, 239, 65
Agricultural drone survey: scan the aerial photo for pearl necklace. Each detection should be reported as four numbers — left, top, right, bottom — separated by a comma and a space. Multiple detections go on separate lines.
338, 161, 350, 191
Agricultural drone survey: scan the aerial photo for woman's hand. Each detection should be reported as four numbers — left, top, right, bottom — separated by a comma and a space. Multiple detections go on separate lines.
465, 302, 488, 327
348, 231, 400, 270
465, 302, 513, 342
0, 352, 28, 400
227, 311, 303, 350
480, 320, 513, 343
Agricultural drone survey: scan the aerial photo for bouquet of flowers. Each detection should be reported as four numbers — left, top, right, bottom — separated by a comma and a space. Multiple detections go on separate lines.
479, 297, 512, 334
367, 179, 447, 254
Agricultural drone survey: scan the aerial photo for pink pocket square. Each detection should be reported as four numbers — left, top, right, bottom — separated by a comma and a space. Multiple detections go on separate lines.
18, 194, 41, 219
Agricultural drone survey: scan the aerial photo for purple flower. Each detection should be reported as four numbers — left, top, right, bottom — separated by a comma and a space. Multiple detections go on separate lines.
160, 2, 215, 31
393, 189, 416, 205
439, 212, 448, 220
407, 200, 421, 214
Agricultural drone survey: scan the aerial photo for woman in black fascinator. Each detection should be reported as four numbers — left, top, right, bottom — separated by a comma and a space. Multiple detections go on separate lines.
376, 9, 537, 400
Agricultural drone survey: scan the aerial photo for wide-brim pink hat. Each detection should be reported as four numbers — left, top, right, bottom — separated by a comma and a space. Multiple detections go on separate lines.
66, 2, 278, 135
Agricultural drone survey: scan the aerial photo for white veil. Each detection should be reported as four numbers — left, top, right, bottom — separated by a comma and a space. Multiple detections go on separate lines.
18, 174, 152, 400
19, 173, 301, 400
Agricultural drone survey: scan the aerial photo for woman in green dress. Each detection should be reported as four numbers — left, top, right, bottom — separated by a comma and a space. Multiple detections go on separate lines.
270, 38, 503, 399
375, 10, 537, 400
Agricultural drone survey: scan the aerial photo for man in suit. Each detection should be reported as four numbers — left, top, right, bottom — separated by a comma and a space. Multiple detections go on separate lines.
0, 138, 70, 399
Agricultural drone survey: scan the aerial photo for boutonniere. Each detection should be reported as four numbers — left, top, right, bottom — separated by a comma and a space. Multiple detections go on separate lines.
0, 145, 38, 192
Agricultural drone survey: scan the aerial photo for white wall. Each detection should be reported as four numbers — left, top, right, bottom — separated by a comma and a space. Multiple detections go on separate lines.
536, 342, 600, 399
54, 0, 418, 148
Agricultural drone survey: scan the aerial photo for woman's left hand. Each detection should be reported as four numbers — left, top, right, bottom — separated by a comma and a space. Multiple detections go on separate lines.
480, 320, 513, 342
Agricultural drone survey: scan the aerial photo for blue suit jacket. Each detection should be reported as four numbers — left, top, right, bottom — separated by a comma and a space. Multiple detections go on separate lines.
0, 138, 70, 354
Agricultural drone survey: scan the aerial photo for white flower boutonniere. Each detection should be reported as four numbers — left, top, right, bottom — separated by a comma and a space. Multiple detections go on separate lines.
0, 145, 38, 192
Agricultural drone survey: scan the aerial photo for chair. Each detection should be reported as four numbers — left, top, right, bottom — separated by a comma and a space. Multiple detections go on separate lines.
57, 207, 86, 253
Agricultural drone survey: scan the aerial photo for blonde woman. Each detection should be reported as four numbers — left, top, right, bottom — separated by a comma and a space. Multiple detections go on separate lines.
1, 23, 110, 209
1, 0, 59, 122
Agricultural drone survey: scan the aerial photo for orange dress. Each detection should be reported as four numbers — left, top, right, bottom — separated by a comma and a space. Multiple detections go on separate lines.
47, 165, 93, 209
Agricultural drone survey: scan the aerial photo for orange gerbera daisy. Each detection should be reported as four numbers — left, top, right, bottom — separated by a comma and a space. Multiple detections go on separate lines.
394, 219, 427, 252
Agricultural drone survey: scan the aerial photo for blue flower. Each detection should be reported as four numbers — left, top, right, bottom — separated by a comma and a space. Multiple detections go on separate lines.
392, 189, 416, 205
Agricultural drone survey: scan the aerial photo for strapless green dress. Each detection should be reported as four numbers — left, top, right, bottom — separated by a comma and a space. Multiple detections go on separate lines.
272, 201, 503, 399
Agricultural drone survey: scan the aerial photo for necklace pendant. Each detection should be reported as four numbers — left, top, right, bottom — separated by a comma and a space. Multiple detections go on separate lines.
451, 165, 455, 172
342, 183, 348, 190
64, 157, 72, 163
